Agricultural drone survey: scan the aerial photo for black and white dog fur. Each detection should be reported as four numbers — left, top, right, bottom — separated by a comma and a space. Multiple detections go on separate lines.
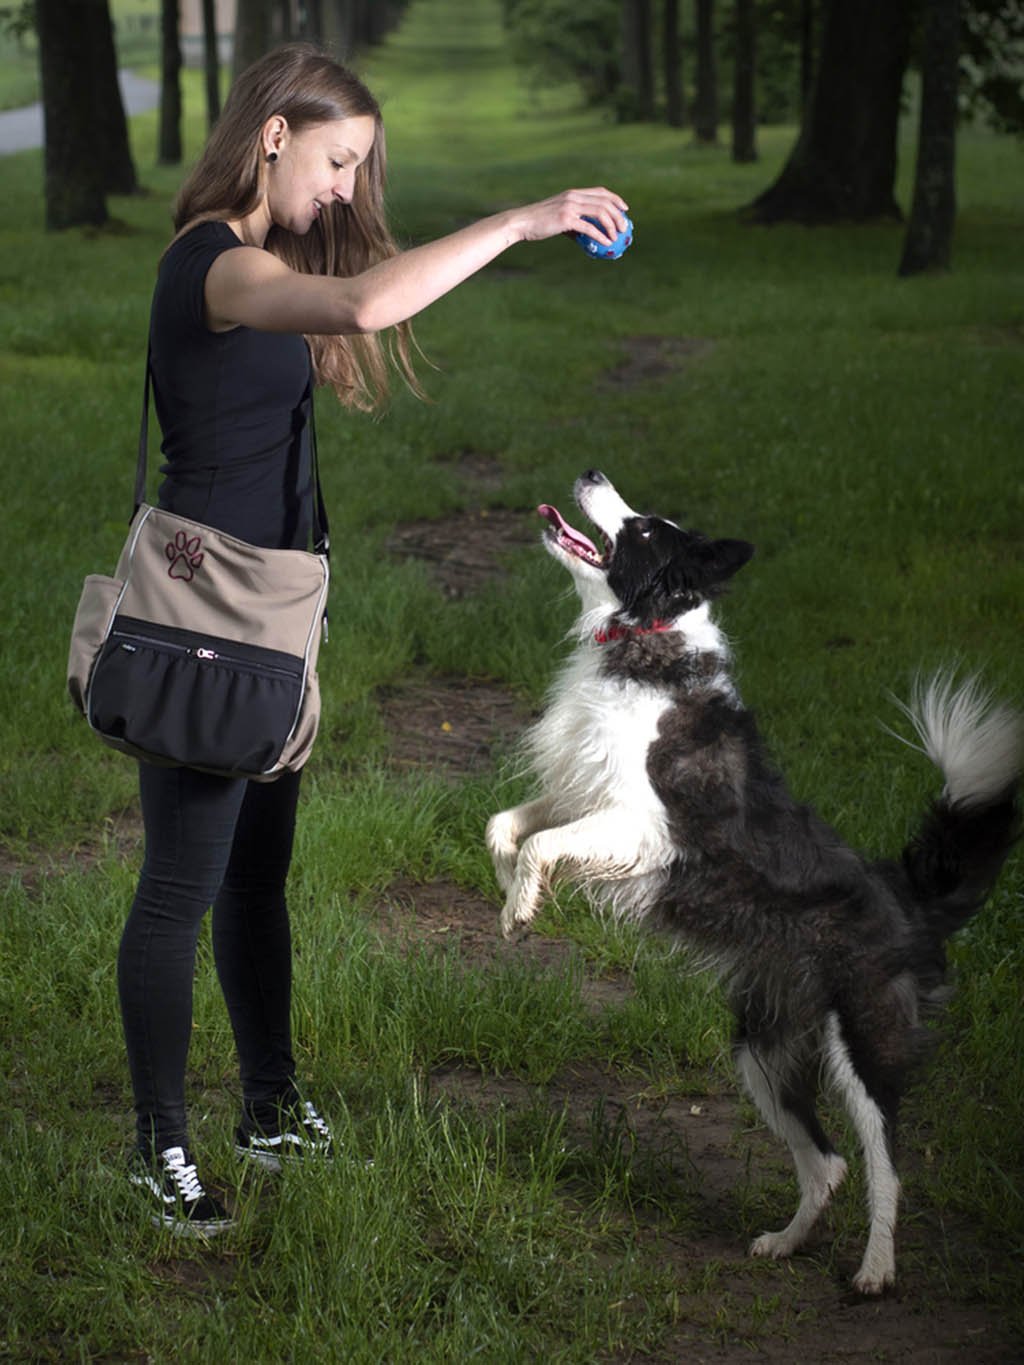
486, 470, 1021, 1295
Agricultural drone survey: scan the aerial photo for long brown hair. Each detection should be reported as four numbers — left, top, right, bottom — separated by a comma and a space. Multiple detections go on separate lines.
172, 44, 421, 412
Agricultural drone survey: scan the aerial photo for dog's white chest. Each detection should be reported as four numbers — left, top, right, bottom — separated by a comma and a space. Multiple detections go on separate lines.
528, 648, 670, 820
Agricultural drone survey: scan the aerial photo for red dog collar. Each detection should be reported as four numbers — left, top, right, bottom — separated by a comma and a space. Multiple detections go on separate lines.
594, 619, 674, 645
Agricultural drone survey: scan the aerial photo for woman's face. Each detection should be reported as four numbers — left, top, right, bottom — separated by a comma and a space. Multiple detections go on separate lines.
267, 114, 377, 235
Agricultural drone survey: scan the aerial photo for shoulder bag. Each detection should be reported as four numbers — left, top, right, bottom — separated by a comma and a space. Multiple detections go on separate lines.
66, 354, 330, 781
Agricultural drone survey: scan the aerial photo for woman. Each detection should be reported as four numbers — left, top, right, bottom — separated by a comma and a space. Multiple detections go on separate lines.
121, 43, 628, 1236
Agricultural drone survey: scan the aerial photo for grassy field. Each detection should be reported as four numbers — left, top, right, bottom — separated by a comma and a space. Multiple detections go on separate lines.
2, 0, 1023, 1358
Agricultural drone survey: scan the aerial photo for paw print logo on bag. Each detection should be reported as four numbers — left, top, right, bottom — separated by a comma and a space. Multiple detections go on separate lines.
166, 530, 205, 582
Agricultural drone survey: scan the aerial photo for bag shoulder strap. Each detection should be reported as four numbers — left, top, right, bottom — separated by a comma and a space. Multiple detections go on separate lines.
134, 344, 331, 559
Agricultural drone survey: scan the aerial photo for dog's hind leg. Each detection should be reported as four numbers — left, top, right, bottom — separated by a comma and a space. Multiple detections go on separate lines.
823, 1011, 901, 1295
738, 1042, 848, 1262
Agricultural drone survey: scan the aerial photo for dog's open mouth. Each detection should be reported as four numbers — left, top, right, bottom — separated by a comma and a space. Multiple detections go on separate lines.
538, 505, 610, 568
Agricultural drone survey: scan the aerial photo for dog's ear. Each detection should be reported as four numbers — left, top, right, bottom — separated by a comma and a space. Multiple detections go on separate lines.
700, 538, 754, 583
658, 538, 754, 601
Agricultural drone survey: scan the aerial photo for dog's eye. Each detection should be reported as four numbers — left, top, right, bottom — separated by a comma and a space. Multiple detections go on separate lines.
639, 522, 654, 540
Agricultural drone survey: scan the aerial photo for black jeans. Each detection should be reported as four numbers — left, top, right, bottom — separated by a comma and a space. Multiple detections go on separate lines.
118, 761, 303, 1156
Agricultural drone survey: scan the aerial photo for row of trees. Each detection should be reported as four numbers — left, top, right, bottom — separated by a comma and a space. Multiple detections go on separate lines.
30, 0, 411, 230
504, 0, 1024, 274
28, 0, 1024, 278
504, 2, 1023, 145
503, 0, 813, 149
233, 0, 410, 84
163, 0, 412, 163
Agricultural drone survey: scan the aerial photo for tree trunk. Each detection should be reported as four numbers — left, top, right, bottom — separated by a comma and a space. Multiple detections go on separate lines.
36, 0, 108, 229
744, 0, 913, 224
693, 0, 718, 144
664, 0, 684, 128
202, 0, 221, 130
799, 0, 815, 111
352, 0, 397, 50
731, 0, 756, 162
350, 0, 371, 48
302, 0, 324, 44
899, 0, 959, 275
363, 0, 389, 46
86, 0, 138, 194
621, 0, 655, 120
324, 0, 353, 57
158, 0, 182, 164
233, 0, 273, 79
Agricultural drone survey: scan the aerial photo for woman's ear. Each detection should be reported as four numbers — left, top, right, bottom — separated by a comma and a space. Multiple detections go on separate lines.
261, 114, 288, 161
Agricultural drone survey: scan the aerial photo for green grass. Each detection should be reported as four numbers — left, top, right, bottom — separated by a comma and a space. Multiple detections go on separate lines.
2, 0, 1023, 1357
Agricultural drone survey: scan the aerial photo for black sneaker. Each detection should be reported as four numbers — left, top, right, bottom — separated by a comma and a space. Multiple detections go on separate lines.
128, 1145, 234, 1237
234, 1099, 334, 1173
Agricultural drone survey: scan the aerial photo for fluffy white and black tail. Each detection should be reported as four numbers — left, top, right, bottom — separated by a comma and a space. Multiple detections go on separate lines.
894, 674, 1021, 945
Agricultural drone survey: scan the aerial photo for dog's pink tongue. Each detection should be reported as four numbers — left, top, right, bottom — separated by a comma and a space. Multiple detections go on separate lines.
537, 504, 600, 558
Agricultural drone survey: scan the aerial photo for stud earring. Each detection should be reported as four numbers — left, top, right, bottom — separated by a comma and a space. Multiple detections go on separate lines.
267, 151, 278, 163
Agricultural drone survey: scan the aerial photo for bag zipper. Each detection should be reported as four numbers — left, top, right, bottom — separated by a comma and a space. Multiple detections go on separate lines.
110, 629, 300, 681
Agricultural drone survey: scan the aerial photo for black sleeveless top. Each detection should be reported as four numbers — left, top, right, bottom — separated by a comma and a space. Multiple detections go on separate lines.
148, 221, 314, 550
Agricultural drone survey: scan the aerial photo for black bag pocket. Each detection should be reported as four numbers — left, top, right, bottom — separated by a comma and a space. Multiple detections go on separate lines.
87, 615, 305, 775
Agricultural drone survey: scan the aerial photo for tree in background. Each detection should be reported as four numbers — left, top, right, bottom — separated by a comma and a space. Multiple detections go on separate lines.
36, 0, 138, 229
664, 0, 684, 126
692, 0, 719, 142
233, 0, 273, 78
202, 0, 222, 129
798, 0, 814, 108
159, 0, 182, 164
37, 0, 106, 228
744, 0, 821, 127
731, 0, 756, 161
899, 0, 960, 275
305, 0, 324, 42
501, 0, 622, 109
91, 0, 139, 194
959, 0, 1024, 134
300, 1, 416, 57
228, 1, 413, 75
502, 0, 812, 129
744, 0, 913, 222
622, 0, 656, 119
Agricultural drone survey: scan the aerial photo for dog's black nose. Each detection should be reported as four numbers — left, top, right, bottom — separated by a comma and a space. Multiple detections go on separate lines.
581, 469, 608, 485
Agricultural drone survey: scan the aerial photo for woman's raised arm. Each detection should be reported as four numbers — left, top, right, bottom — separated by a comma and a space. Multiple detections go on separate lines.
204, 187, 629, 336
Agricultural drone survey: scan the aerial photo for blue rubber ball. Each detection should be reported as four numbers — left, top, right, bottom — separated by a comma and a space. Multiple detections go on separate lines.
575, 213, 634, 260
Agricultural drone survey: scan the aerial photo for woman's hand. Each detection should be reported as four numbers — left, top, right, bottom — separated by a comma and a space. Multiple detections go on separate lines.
509, 187, 630, 248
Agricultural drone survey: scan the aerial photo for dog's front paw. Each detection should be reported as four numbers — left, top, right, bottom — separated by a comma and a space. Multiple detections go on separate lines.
499, 896, 537, 940
486, 811, 520, 894
749, 1231, 796, 1261
499, 867, 544, 939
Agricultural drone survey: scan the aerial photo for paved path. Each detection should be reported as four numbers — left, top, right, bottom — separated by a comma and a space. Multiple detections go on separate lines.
0, 70, 160, 155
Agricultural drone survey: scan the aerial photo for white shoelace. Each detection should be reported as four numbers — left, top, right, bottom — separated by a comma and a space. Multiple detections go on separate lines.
160, 1146, 206, 1202
300, 1101, 331, 1139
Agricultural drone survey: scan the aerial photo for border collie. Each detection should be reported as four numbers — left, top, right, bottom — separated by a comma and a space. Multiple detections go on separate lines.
486, 469, 1020, 1295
